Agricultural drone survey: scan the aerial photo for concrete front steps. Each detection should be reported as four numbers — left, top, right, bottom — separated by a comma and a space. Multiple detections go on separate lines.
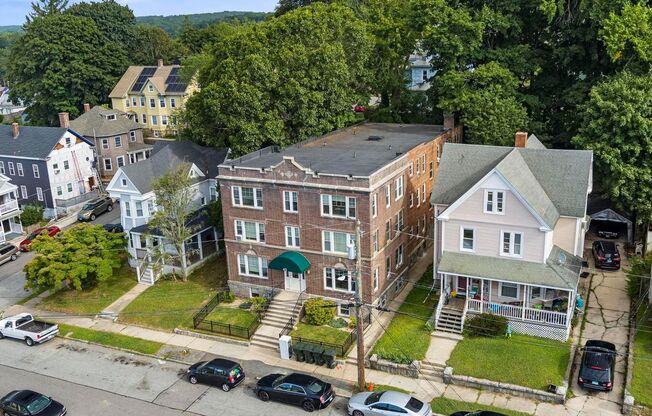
250, 291, 302, 351
419, 361, 446, 380
435, 307, 464, 334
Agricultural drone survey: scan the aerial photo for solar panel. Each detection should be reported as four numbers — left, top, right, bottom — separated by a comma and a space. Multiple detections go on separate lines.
166, 83, 188, 93
130, 67, 158, 93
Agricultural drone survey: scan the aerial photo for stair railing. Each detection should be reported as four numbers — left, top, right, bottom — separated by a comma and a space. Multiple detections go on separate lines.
278, 291, 306, 338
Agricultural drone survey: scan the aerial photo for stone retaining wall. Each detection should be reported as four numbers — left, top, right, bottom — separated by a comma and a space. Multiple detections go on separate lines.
174, 328, 250, 347
366, 354, 420, 378
443, 367, 566, 404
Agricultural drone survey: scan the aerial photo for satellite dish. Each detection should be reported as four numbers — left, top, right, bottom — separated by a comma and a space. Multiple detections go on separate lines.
558, 253, 566, 265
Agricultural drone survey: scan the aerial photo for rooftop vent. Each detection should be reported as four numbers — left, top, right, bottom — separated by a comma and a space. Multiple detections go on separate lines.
367, 135, 383, 141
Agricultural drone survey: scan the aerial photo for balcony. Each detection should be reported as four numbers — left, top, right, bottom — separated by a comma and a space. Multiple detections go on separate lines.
0, 199, 19, 217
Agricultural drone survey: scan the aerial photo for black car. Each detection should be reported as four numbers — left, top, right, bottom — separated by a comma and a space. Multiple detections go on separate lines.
597, 222, 619, 239
255, 373, 334, 412
103, 223, 124, 233
592, 240, 621, 270
78, 196, 113, 222
450, 412, 507, 416
187, 358, 245, 392
578, 340, 616, 391
0, 390, 66, 416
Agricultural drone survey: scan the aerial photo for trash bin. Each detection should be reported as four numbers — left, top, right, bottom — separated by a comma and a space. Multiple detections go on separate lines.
323, 348, 337, 368
312, 345, 325, 366
294, 342, 306, 362
303, 343, 316, 364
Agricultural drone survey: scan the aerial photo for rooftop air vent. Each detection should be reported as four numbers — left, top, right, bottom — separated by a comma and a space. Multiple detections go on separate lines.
367, 135, 383, 141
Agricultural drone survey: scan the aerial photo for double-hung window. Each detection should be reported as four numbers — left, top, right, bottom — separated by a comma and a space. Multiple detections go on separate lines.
20, 185, 27, 199
235, 220, 265, 243
394, 209, 404, 233
322, 230, 354, 254
114, 136, 122, 148
409, 162, 413, 176
385, 220, 391, 242
104, 158, 112, 171
170, 98, 176, 108
429, 160, 434, 179
385, 256, 391, 277
372, 194, 377, 218
32, 164, 39, 178
394, 176, 404, 200
385, 184, 391, 208
101, 139, 109, 149
130, 131, 136, 142
132, 97, 137, 107
484, 190, 505, 214
8, 162, 14, 176
409, 193, 414, 208
321, 194, 355, 218
124, 201, 131, 217
136, 201, 143, 217
373, 230, 379, 253
16, 163, 23, 176
0, 162, 4, 174
500, 282, 519, 298
232, 186, 263, 208
416, 188, 421, 207
36, 187, 43, 201
149, 98, 156, 108
285, 226, 300, 247
422, 183, 426, 203
283, 191, 298, 213
140, 96, 146, 107
501, 231, 523, 257
63, 160, 70, 170
460, 227, 475, 252
238, 254, 268, 278
373, 268, 379, 291
395, 244, 404, 267
159, 98, 166, 108
324, 267, 356, 292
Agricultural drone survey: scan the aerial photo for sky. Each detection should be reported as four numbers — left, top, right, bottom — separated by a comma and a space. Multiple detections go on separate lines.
1, 0, 279, 26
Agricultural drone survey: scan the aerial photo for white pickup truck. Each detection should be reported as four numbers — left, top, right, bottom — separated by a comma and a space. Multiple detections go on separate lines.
0, 313, 59, 346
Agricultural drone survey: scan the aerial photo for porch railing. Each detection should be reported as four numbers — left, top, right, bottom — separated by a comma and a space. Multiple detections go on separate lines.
467, 300, 567, 327
0, 199, 19, 216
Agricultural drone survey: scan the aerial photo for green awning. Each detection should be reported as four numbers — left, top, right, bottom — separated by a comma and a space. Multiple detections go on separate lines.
268, 251, 311, 274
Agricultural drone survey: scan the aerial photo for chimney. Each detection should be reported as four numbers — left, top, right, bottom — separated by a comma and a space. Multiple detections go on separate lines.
58, 112, 70, 129
443, 112, 455, 130
515, 131, 528, 148
157, 58, 164, 67
11, 123, 19, 139
83, 103, 91, 113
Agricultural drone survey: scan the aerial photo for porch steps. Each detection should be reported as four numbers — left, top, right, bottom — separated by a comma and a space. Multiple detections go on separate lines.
419, 361, 446, 380
250, 292, 302, 351
140, 265, 154, 285
436, 308, 464, 334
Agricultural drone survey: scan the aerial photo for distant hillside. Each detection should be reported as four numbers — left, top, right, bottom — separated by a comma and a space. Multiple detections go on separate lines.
0, 26, 21, 33
136, 11, 271, 36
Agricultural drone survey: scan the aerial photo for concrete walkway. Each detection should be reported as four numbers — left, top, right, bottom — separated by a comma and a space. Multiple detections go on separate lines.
99, 283, 150, 317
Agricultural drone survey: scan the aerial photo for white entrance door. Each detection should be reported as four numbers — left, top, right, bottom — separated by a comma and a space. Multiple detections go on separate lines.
284, 270, 305, 292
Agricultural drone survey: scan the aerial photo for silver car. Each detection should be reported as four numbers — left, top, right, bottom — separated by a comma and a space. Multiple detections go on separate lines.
0, 243, 18, 265
348, 391, 432, 416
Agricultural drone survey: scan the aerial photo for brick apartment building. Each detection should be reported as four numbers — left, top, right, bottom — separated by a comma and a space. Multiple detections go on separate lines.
218, 119, 462, 316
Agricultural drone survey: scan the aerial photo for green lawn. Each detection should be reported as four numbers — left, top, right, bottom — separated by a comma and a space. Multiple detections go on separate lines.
631, 313, 652, 408
431, 398, 531, 416
120, 256, 228, 331
58, 323, 163, 355
38, 263, 137, 314
447, 334, 570, 390
205, 307, 258, 328
290, 322, 351, 345
371, 269, 438, 363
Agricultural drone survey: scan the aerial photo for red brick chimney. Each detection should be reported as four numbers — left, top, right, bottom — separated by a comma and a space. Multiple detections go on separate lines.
11, 123, 19, 139
443, 112, 455, 130
58, 112, 70, 129
514, 131, 528, 148
83, 103, 91, 113
157, 58, 164, 67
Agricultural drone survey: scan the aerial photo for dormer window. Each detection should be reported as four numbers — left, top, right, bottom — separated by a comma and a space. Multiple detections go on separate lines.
106, 114, 116, 121
484, 190, 504, 214
148, 84, 154, 92
121, 178, 127, 187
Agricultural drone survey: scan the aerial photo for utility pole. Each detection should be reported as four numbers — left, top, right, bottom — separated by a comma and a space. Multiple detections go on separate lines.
354, 219, 366, 389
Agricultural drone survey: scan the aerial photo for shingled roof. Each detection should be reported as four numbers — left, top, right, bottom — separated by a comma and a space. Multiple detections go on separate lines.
0, 125, 89, 159
70, 106, 141, 137
109, 64, 188, 98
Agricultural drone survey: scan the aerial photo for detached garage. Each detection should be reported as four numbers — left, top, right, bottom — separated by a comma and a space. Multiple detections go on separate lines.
587, 196, 633, 242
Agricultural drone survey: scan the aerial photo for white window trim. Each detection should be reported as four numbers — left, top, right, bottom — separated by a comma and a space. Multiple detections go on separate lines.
394, 176, 404, 201
36, 187, 43, 201
323, 267, 355, 293
500, 230, 524, 258
385, 184, 391, 208
499, 282, 520, 299
32, 164, 40, 178
422, 183, 426, 203
116, 156, 125, 167
231, 186, 263, 209
235, 220, 266, 243
285, 225, 300, 248
338, 303, 351, 317
322, 230, 355, 254
409, 193, 414, 208
104, 158, 113, 171
237, 254, 268, 279
283, 190, 299, 213
395, 244, 404, 267
16, 163, 23, 177
416, 188, 421, 208
408, 162, 413, 177
460, 226, 475, 252
484, 189, 505, 215
321, 194, 356, 219
20, 185, 27, 199
373, 229, 379, 253
373, 268, 379, 292
372, 193, 377, 218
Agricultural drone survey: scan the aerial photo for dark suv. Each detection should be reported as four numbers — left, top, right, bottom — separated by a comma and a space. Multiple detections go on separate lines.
78, 196, 113, 222
578, 340, 616, 391
592, 240, 620, 270
187, 358, 245, 392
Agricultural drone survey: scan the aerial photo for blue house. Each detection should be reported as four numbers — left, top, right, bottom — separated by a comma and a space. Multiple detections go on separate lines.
406, 53, 436, 91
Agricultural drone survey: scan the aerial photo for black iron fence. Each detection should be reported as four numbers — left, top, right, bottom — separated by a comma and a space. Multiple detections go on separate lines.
293, 331, 356, 357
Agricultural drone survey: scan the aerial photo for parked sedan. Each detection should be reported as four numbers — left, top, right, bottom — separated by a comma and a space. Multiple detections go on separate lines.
77, 195, 114, 221
592, 240, 620, 270
578, 340, 616, 391
187, 358, 245, 392
0, 390, 66, 416
0, 243, 18, 266
19, 226, 61, 252
255, 373, 334, 412
348, 391, 431, 416
103, 223, 124, 233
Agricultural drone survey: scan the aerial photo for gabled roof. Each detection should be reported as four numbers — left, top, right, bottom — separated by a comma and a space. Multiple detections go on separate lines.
432, 143, 593, 223
0, 125, 89, 159
525, 134, 546, 149
116, 141, 228, 194
70, 106, 141, 137
0, 173, 17, 195
109, 65, 188, 98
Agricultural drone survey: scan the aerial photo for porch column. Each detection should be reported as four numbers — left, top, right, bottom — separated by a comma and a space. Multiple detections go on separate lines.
566, 289, 574, 326
197, 232, 203, 259
480, 279, 484, 313
522, 284, 527, 320
488, 281, 492, 305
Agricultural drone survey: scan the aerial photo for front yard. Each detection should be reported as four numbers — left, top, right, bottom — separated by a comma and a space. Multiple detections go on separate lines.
58, 323, 163, 355
371, 266, 438, 363
430, 398, 531, 416
204, 307, 258, 328
38, 262, 137, 315
120, 256, 228, 331
290, 322, 352, 345
447, 334, 570, 390
631, 312, 652, 408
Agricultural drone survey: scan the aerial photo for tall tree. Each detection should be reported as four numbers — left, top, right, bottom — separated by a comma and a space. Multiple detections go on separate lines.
27, 0, 69, 23
66, 0, 136, 48
131, 25, 187, 65
6, 14, 128, 125
149, 163, 198, 281
275, 0, 332, 16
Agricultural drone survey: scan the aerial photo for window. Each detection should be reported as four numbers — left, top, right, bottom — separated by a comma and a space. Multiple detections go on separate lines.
460, 227, 475, 252
429, 161, 434, 179
161, 115, 168, 126
56, 186, 62, 196
147, 199, 155, 214
104, 158, 112, 171
385, 256, 391, 278
140, 96, 145, 107
0, 161, 4, 174
409, 162, 413, 176
67, 183, 73, 193
371, 193, 377, 218
125, 98, 130, 108
338, 303, 350, 317
209, 186, 217, 201
484, 190, 505, 214
385, 184, 391, 208
324, 267, 356, 292
235, 220, 266, 242
373, 230, 379, 253
530, 286, 546, 300
8, 162, 14, 175
373, 268, 379, 291
114, 136, 122, 148
170, 98, 176, 108
131, 97, 137, 107
149, 98, 156, 108
20, 185, 27, 199
395, 176, 404, 200
385, 220, 391, 242
416, 157, 420, 176
321, 194, 356, 219
171, 116, 177, 125
322, 231, 355, 254
142, 114, 147, 125
148, 84, 154, 92
151, 115, 158, 125
501, 231, 523, 257
395, 244, 404, 267
63, 160, 69, 170
283, 191, 298, 213
16, 163, 23, 176
32, 164, 39, 178
416, 188, 421, 207
409, 193, 414, 208
136, 201, 143, 217
130, 131, 136, 142
129, 154, 135, 164
124, 201, 131, 217
422, 183, 426, 203
500, 282, 519, 299
101, 139, 109, 149
159, 98, 166, 108
285, 226, 300, 247
65, 137, 71, 147
232, 186, 263, 208
134, 113, 139, 124
394, 209, 404, 233
422, 69, 428, 81
121, 178, 127, 187
237, 254, 268, 278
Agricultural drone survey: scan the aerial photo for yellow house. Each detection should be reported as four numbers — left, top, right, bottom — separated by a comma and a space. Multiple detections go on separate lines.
109, 59, 197, 137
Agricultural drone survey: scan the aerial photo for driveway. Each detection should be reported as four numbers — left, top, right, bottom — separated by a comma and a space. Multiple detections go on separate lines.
0, 251, 35, 314
567, 237, 630, 415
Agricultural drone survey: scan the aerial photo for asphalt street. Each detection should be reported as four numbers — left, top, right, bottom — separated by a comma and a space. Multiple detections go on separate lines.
0, 337, 350, 416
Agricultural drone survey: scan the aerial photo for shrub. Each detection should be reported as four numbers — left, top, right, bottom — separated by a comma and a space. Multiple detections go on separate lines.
626, 254, 652, 300
250, 296, 269, 312
348, 316, 357, 329
221, 292, 235, 303
328, 318, 348, 328
304, 298, 336, 325
464, 313, 508, 337
20, 205, 45, 227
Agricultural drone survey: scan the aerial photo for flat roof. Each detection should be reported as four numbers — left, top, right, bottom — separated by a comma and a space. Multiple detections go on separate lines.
224, 123, 445, 177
